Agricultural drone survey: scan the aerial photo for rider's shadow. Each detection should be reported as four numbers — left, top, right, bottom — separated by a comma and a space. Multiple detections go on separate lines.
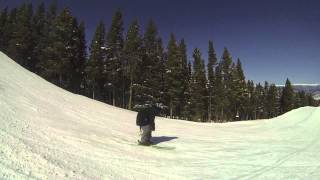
151, 136, 178, 145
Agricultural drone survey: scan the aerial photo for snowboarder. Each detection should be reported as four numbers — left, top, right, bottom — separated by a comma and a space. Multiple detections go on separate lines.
136, 105, 157, 145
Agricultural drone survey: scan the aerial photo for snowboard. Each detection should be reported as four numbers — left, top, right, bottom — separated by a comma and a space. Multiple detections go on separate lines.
113, 137, 176, 150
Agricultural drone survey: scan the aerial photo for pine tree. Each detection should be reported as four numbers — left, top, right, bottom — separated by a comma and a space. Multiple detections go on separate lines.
69, 20, 87, 94
44, 8, 74, 88
0, 8, 8, 51
229, 63, 238, 120
229, 59, 247, 120
78, 22, 88, 95
85, 21, 106, 100
166, 34, 185, 118
255, 83, 264, 119
306, 93, 316, 106
134, 20, 164, 110
220, 48, 233, 120
46, 1, 57, 35
45, 0, 57, 33
280, 78, 295, 114
295, 90, 316, 108
213, 64, 224, 122
262, 81, 269, 118
297, 91, 308, 107
266, 84, 279, 118
221, 48, 233, 76
143, 20, 164, 108
181, 61, 193, 120
36, 1, 57, 77
105, 9, 124, 106
32, 2, 47, 74
123, 19, 142, 110
189, 48, 208, 121
7, 3, 34, 69
1, 8, 18, 54
157, 37, 166, 111
245, 80, 256, 120
179, 39, 190, 119
207, 40, 218, 121
294, 91, 302, 109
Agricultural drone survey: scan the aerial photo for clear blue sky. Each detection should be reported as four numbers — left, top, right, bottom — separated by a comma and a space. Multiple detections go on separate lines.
1, 0, 319, 85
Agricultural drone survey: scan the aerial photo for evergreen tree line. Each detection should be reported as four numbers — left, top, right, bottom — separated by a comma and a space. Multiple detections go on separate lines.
0, 3, 318, 122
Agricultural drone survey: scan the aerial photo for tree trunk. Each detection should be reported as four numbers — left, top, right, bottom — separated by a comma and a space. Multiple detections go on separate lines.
128, 75, 133, 110
122, 71, 126, 108
208, 93, 212, 121
221, 108, 224, 122
59, 74, 62, 88
170, 100, 173, 118
113, 87, 116, 106
122, 86, 125, 108
92, 85, 95, 99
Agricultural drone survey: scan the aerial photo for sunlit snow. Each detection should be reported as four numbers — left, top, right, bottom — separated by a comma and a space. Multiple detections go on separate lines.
0, 52, 320, 179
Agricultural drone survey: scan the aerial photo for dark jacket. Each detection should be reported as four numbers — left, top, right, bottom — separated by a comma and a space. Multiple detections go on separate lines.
136, 107, 156, 130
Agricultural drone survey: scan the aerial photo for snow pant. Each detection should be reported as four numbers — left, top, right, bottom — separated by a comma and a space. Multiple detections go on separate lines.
140, 124, 152, 144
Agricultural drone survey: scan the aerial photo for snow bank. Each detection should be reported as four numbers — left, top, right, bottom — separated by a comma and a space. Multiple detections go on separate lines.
0, 51, 320, 179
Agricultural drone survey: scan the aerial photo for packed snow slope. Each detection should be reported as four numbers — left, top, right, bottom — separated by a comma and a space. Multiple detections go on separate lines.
0, 51, 320, 180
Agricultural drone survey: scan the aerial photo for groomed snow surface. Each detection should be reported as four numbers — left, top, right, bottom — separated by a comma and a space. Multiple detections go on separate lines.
0, 51, 320, 180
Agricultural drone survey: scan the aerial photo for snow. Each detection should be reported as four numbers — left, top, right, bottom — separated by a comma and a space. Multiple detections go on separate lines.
0, 51, 320, 179
100, 47, 110, 50
293, 84, 320, 86
276, 84, 320, 87
313, 94, 320, 101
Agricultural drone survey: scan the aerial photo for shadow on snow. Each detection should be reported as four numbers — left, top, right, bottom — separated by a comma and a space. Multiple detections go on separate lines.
151, 136, 178, 145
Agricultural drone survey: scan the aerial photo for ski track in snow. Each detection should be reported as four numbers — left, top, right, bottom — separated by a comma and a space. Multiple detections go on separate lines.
0, 51, 320, 179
